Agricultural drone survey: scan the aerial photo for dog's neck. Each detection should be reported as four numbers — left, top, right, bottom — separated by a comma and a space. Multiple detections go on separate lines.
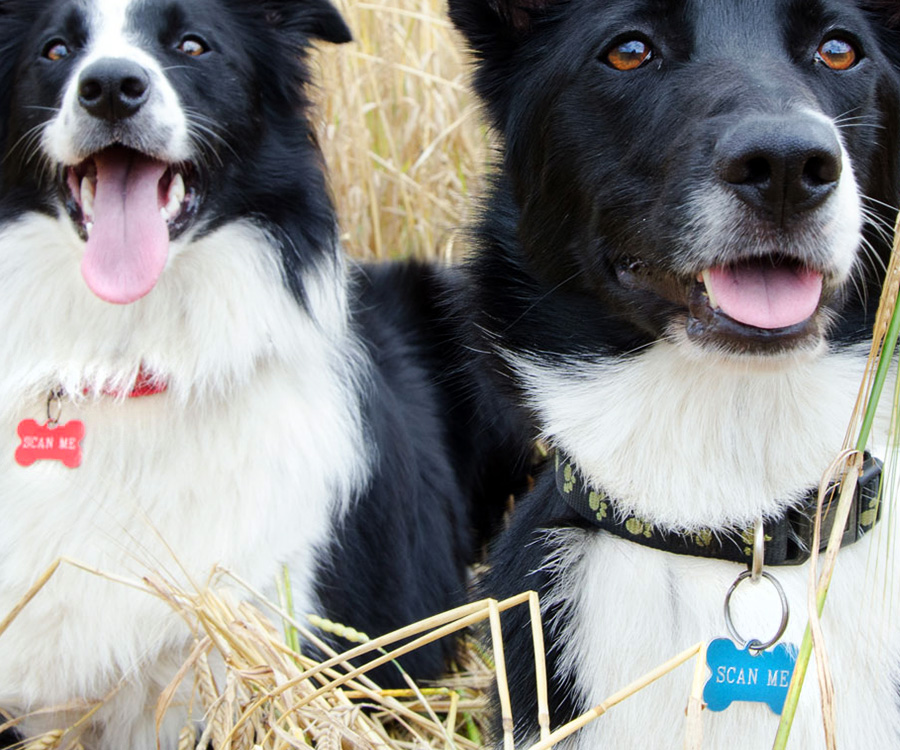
0, 215, 354, 415
53, 364, 169, 400
553, 448, 883, 562
509, 339, 875, 530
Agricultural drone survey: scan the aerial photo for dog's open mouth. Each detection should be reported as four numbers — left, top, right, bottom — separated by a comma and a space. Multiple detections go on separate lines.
63, 145, 201, 304
617, 255, 827, 351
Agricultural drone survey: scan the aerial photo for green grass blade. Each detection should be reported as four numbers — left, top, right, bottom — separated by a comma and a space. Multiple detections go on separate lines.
772, 264, 900, 749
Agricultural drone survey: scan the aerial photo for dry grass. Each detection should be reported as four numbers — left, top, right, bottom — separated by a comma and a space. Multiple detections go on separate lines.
312, 0, 488, 263
0, 560, 538, 750
0, 557, 715, 750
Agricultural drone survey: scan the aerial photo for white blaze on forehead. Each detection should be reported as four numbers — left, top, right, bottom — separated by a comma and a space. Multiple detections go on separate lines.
88, 0, 136, 58
42, 0, 191, 164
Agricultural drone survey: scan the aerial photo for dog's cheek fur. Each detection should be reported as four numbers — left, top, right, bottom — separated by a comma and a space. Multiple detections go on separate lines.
0, 3, 68, 197
859, 5, 900, 255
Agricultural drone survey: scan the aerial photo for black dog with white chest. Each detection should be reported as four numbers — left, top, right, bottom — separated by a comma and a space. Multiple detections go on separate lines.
450, 0, 900, 746
0, 0, 528, 748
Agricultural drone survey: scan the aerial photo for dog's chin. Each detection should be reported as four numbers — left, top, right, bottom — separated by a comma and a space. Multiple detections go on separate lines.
682, 293, 827, 356
615, 254, 832, 356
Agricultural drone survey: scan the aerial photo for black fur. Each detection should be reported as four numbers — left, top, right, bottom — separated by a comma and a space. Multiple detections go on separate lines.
316, 261, 532, 681
475, 470, 586, 732
450, 0, 900, 743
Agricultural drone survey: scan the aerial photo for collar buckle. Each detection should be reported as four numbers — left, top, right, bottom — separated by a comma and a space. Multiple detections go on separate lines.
783, 453, 883, 565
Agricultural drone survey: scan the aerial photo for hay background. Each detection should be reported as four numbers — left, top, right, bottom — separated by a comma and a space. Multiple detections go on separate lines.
313, 0, 487, 263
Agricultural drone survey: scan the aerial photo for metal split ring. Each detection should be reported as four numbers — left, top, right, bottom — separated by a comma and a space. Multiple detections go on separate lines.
46, 390, 63, 426
723, 570, 789, 652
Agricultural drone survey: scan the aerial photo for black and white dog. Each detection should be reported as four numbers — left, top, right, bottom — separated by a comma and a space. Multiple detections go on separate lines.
0, 0, 527, 748
450, 0, 900, 746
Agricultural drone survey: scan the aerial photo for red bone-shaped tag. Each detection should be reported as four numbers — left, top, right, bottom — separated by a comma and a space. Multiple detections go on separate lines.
15, 419, 85, 468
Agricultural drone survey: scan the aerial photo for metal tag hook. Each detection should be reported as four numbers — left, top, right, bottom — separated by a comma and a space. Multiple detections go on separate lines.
46, 389, 63, 427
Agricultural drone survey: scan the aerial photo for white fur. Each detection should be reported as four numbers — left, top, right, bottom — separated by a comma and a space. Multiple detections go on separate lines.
541, 519, 900, 748
0, 211, 370, 748
510, 339, 900, 747
512, 343, 866, 529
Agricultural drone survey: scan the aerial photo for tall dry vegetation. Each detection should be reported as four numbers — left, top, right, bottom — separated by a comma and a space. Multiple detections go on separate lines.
313, 0, 488, 263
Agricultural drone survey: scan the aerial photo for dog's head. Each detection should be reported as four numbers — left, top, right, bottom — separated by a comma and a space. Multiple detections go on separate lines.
0, 0, 350, 305
451, 0, 900, 357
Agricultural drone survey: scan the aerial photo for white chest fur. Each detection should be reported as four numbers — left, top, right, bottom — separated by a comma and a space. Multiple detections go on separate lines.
516, 341, 900, 747
515, 342, 875, 529
542, 524, 900, 749
0, 214, 369, 748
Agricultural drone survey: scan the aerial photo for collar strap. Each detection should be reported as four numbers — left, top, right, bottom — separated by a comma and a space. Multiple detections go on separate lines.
77, 365, 168, 399
120, 368, 168, 398
554, 452, 883, 566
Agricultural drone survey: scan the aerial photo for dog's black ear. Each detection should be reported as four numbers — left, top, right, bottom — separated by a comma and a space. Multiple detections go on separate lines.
448, 0, 560, 130
865, 1, 900, 28
449, 0, 558, 54
864, 1, 900, 69
263, 0, 353, 45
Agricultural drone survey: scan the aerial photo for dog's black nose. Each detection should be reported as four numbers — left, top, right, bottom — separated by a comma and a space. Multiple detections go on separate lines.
715, 116, 842, 225
78, 58, 151, 122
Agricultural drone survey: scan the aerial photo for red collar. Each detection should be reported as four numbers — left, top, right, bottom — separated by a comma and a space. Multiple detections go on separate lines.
83, 366, 168, 399
122, 368, 168, 398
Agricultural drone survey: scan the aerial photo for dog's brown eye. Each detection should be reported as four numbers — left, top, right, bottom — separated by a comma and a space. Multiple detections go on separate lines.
43, 40, 69, 61
177, 35, 208, 56
816, 37, 858, 70
606, 39, 652, 71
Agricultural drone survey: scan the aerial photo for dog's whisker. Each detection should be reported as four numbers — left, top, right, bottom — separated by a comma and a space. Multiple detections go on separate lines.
836, 122, 885, 131
23, 105, 61, 114
187, 124, 235, 160
2, 121, 48, 167
860, 193, 900, 214
858, 234, 887, 278
859, 209, 895, 248
500, 266, 588, 334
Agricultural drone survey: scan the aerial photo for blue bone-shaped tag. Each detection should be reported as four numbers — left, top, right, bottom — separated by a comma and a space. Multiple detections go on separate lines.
703, 638, 798, 715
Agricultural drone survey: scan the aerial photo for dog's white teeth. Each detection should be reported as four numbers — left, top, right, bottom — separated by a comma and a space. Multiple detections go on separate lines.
701, 269, 719, 309
80, 176, 95, 222
172, 172, 186, 204
85, 220, 93, 237
162, 173, 186, 223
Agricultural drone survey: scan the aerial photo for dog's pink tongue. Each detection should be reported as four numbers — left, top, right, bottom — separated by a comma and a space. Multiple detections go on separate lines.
81, 149, 169, 304
707, 262, 823, 329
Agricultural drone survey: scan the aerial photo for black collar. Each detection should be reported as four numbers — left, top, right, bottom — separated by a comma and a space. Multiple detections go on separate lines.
554, 452, 883, 566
